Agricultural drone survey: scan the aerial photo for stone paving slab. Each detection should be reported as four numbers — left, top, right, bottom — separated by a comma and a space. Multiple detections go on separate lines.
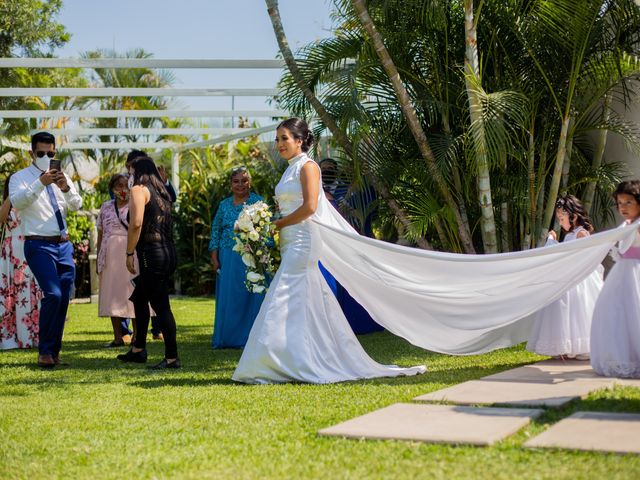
318, 403, 543, 446
524, 411, 640, 454
614, 378, 640, 388
414, 360, 615, 408
483, 359, 609, 384
415, 379, 614, 407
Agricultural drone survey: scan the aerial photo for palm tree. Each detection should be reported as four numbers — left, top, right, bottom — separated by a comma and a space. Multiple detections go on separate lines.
463, 0, 497, 252
80, 48, 178, 177
265, 0, 434, 249
350, 0, 476, 253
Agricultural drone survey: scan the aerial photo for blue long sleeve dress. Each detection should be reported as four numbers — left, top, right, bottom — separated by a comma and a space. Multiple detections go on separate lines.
209, 192, 266, 348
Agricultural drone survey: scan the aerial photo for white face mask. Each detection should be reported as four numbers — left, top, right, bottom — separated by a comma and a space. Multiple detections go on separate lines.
128, 175, 135, 189
34, 155, 50, 172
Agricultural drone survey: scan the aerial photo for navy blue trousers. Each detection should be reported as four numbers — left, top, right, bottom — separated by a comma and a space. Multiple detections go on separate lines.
24, 240, 75, 357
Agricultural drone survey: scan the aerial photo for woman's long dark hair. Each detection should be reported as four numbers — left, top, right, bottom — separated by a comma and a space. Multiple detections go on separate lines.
131, 157, 171, 203
555, 194, 593, 233
2, 173, 12, 201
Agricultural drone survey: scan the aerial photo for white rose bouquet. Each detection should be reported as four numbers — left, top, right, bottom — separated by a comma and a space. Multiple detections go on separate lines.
232, 201, 280, 293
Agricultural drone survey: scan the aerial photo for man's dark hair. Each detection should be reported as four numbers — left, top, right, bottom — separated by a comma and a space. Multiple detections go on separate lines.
319, 158, 338, 168
31, 131, 55, 151
126, 149, 147, 166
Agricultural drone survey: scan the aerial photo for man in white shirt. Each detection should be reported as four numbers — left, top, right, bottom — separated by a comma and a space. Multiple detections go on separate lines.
9, 132, 82, 368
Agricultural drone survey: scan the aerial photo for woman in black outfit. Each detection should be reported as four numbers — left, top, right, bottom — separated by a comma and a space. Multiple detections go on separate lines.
117, 157, 179, 369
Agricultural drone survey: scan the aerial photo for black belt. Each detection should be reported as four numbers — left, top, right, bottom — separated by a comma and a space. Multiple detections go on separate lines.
25, 235, 69, 243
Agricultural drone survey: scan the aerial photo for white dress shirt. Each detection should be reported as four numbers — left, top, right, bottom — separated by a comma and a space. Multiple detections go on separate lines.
9, 164, 83, 236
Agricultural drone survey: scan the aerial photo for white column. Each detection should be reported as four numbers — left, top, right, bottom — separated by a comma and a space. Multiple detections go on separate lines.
171, 152, 180, 198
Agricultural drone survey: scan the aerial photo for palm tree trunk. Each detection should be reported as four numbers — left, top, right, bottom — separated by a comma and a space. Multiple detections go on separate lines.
265, 0, 433, 250
442, 112, 473, 245
560, 116, 574, 189
583, 95, 611, 214
463, 0, 497, 253
350, 0, 475, 254
540, 114, 571, 245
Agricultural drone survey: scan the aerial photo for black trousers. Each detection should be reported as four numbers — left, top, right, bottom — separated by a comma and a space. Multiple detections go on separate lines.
131, 243, 178, 358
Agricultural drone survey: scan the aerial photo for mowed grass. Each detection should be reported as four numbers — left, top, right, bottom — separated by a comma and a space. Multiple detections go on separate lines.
1, 297, 640, 479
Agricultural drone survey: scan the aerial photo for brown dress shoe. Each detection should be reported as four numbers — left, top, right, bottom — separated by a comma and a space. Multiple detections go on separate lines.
38, 355, 55, 368
52, 356, 69, 366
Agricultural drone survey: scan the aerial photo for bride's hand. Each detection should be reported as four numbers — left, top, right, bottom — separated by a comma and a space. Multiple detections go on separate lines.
273, 219, 284, 230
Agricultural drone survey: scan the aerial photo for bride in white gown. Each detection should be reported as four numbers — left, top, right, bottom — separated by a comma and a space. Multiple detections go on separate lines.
232, 118, 426, 384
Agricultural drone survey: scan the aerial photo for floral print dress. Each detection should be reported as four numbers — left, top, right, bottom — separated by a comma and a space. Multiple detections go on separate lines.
0, 209, 42, 349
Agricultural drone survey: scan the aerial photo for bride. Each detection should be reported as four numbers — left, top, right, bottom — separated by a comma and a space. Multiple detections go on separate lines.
232, 118, 426, 384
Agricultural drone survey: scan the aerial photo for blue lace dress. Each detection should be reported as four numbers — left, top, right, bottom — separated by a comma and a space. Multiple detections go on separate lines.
209, 192, 266, 348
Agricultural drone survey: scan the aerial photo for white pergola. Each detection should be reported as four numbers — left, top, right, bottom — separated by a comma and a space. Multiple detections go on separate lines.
0, 57, 290, 190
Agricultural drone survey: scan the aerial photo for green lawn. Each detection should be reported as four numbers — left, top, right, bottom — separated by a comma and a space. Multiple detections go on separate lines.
1, 298, 639, 479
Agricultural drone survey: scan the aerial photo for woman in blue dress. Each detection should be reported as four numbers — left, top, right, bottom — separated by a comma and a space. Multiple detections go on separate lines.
209, 167, 265, 348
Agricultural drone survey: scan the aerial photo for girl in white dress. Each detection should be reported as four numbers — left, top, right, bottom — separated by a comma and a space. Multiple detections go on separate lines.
527, 195, 603, 359
232, 118, 425, 384
591, 180, 640, 378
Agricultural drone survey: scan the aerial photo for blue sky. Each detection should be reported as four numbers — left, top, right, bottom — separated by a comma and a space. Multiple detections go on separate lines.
55, 0, 336, 117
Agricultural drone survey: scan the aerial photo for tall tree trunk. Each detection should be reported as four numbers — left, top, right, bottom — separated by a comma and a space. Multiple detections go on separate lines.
442, 112, 473, 244
583, 95, 611, 214
265, 0, 433, 250
350, 0, 475, 253
523, 121, 536, 250
463, 0, 497, 253
560, 116, 574, 190
540, 115, 571, 245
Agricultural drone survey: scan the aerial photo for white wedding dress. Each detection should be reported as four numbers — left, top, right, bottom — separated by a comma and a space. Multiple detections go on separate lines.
526, 227, 603, 356
232, 153, 638, 384
232, 154, 426, 383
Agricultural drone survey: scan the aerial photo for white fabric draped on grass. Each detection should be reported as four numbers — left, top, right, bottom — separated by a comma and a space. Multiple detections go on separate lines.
313, 197, 637, 355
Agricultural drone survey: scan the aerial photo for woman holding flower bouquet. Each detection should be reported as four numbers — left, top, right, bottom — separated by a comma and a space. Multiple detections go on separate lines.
209, 167, 266, 348
232, 118, 425, 384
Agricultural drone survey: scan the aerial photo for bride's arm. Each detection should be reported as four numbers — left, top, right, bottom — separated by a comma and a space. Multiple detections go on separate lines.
274, 162, 320, 229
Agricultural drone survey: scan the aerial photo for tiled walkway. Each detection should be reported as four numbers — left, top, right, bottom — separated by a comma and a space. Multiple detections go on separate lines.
318, 360, 640, 452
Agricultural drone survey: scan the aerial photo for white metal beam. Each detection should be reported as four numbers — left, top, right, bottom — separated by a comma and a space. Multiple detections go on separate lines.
178, 124, 277, 150
0, 109, 287, 118
33, 128, 246, 136
0, 88, 279, 97
0, 58, 285, 69
60, 142, 178, 150
1, 126, 277, 151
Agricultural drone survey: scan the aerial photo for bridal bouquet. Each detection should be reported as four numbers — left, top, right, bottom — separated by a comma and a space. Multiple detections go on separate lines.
232, 201, 280, 293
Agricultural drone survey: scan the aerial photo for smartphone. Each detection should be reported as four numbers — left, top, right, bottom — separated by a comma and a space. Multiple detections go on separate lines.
49, 158, 61, 171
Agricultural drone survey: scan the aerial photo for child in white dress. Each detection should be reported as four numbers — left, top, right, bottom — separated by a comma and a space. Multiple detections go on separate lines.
527, 195, 603, 359
591, 180, 640, 378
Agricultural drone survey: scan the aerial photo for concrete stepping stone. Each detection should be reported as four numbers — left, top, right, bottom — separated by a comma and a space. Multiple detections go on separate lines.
614, 377, 640, 388
415, 360, 615, 407
524, 411, 640, 454
318, 403, 543, 446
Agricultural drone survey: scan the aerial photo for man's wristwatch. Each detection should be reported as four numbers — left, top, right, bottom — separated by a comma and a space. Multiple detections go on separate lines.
126, 251, 135, 257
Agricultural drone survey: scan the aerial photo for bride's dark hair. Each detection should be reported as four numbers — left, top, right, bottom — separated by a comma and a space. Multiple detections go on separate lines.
277, 117, 315, 152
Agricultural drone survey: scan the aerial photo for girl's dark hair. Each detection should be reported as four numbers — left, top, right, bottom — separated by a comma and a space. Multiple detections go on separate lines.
130, 157, 171, 202
614, 180, 640, 205
2, 173, 13, 201
108, 173, 127, 195
277, 117, 315, 152
555, 194, 593, 233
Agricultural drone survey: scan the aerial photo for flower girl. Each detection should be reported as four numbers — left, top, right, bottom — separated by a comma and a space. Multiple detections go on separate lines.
527, 195, 603, 359
591, 180, 640, 378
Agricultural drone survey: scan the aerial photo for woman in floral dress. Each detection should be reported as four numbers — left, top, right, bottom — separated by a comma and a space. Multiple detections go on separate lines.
0, 174, 42, 350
